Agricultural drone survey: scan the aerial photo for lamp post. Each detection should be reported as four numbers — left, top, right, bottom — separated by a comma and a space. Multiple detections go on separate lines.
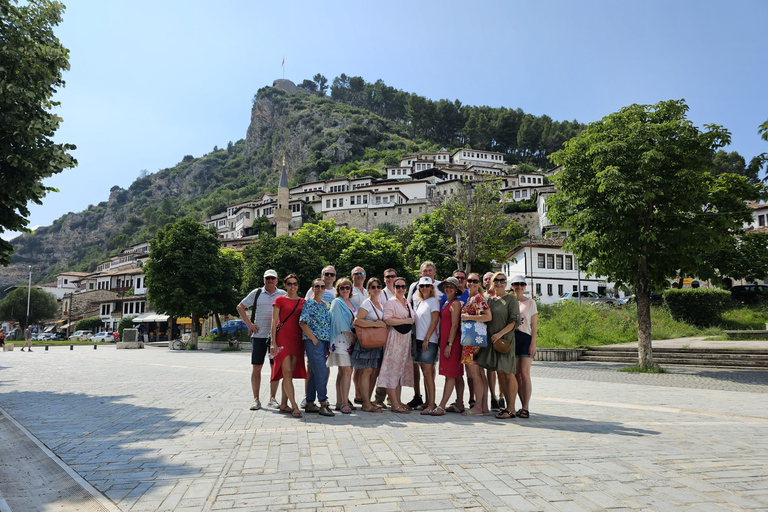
25, 265, 31, 327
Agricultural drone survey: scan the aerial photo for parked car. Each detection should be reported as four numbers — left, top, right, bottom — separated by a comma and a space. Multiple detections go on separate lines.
91, 332, 113, 343
730, 284, 768, 304
618, 293, 663, 306
69, 330, 93, 341
210, 319, 248, 335
559, 291, 620, 307
37, 333, 57, 341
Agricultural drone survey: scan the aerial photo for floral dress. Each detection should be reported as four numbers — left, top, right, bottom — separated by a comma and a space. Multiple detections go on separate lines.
461, 293, 489, 365
378, 298, 415, 389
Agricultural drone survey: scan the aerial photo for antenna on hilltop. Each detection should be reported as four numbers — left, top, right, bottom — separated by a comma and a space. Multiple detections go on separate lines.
281, 57, 285, 79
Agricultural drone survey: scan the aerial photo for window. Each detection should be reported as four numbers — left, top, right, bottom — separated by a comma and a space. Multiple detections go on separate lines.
419, 207, 423, 213
536, 283, 542, 295
351, 196, 355, 205
332, 199, 337, 208
556, 255, 563, 269
515, 191, 521, 198
538, 178, 542, 184
565, 255, 573, 270
573, 285, 578, 291
583, 285, 588, 291
383, 196, 388, 204
760, 215, 766, 227
522, 190, 528, 198
408, 208, 412, 214
547, 284, 553, 296
245, 212, 250, 219
363, 195, 368, 204
376, 196, 381, 204
547, 254, 555, 269
398, 207, 402, 214
538, 254, 545, 268
326, 200, 330, 208
390, 195, 395, 203
558, 284, 563, 296
339, 198, 343, 207
136, 278, 141, 288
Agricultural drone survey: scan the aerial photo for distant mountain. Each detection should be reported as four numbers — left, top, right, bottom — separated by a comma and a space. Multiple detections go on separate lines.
0, 76, 584, 291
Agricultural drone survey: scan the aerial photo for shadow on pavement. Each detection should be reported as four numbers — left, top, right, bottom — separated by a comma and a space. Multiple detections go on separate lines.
0, 390, 202, 509
513, 412, 660, 436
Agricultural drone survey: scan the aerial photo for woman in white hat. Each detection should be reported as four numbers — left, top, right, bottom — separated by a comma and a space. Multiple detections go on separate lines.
412, 276, 440, 414
510, 275, 537, 418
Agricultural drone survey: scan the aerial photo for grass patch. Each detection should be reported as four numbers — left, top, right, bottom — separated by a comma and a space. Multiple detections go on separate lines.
536, 302, 716, 348
619, 364, 668, 373
27, 340, 109, 346
718, 306, 768, 330
221, 345, 242, 352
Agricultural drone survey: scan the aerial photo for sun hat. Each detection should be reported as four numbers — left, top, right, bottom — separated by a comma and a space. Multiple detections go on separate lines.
510, 275, 526, 285
437, 276, 460, 293
418, 277, 433, 286
263, 269, 278, 278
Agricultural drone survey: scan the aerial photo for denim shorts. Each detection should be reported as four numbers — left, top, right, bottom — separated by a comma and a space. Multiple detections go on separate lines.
515, 331, 532, 357
415, 340, 439, 365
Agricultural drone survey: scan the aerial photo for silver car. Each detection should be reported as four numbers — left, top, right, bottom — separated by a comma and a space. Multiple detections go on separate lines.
559, 291, 620, 306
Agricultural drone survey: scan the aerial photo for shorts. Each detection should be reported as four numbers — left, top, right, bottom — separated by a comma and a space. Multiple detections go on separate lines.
415, 339, 439, 365
515, 331, 532, 358
250, 337, 273, 366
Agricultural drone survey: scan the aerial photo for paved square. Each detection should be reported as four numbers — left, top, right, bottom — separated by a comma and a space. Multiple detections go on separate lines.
1, 346, 767, 511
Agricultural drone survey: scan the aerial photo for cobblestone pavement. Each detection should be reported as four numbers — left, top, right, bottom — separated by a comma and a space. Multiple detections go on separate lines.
0, 346, 767, 511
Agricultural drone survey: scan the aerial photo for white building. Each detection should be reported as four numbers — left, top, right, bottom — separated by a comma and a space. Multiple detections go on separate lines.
500, 238, 619, 304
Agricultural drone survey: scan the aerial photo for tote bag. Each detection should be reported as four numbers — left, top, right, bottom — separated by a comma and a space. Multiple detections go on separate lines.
460, 321, 488, 347
357, 305, 387, 349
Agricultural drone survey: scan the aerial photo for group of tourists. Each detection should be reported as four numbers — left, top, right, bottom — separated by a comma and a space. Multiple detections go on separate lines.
236, 262, 538, 420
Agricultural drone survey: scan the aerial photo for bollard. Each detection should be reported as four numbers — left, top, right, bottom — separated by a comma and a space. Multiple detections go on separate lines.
70, 343, 73, 350
45, 344, 49, 351
94, 343, 97, 350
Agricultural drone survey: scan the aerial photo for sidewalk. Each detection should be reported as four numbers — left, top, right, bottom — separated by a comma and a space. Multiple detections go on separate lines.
1, 345, 767, 511
603, 336, 768, 350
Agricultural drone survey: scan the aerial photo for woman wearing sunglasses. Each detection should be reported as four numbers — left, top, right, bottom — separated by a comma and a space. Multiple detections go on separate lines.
270, 274, 307, 418
476, 272, 520, 420
352, 278, 386, 412
412, 276, 440, 415
327, 278, 357, 414
510, 275, 537, 418
432, 277, 464, 416
379, 277, 415, 413
461, 273, 492, 415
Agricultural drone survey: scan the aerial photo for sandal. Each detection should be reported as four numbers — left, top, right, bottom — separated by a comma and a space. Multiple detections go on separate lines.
516, 409, 530, 418
279, 406, 292, 414
446, 404, 465, 413
462, 409, 484, 416
495, 409, 514, 419
361, 406, 382, 413
420, 407, 435, 415
340, 403, 352, 414
292, 408, 303, 418
430, 406, 446, 416
392, 405, 411, 414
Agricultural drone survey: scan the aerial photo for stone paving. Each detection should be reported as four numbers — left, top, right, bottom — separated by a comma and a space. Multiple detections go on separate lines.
1, 346, 767, 511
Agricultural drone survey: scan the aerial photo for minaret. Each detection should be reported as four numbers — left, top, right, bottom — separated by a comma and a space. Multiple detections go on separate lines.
274, 156, 292, 236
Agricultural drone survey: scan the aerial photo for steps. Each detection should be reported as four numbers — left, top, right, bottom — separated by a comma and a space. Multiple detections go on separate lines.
580, 346, 768, 369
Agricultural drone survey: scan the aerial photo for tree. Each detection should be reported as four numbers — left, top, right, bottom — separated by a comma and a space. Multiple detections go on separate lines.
0, 0, 77, 266
548, 100, 765, 369
0, 287, 58, 326
75, 316, 103, 331
436, 181, 520, 273
143, 218, 241, 344
298, 79, 317, 93
313, 73, 328, 95
712, 150, 759, 184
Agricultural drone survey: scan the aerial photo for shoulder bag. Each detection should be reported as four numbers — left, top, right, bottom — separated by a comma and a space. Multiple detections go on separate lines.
357, 303, 387, 349
392, 301, 413, 335
460, 296, 488, 347
492, 296, 514, 354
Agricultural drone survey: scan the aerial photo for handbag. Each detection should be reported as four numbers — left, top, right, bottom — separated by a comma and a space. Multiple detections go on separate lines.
392, 301, 413, 335
460, 321, 487, 347
493, 338, 512, 354
357, 304, 387, 349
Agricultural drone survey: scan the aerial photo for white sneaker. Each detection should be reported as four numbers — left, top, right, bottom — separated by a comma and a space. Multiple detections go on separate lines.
300, 396, 307, 407
249, 399, 261, 411
268, 397, 279, 408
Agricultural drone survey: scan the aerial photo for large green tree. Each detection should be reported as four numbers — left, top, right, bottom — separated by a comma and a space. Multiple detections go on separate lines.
548, 100, 765, 368
0, 0, 76, 265
143, 218, 240, 343
0, 286, 58, 326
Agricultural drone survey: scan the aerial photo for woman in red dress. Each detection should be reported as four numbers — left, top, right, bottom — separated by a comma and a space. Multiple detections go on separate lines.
270, 274, 307, 418
432, 277, 464, 416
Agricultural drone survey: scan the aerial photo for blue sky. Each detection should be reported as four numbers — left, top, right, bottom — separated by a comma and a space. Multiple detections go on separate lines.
9, 0, 768, 240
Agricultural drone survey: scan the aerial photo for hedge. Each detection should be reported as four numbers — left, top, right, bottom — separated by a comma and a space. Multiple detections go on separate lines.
662, 288, 731, 326
75, 316, 103, 331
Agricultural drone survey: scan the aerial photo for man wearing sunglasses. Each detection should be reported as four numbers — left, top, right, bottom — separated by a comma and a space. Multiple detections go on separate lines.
349, 266, 369, 309
305, 265, 337, 303
237, 269, 286, 411
381, 268, 398, 301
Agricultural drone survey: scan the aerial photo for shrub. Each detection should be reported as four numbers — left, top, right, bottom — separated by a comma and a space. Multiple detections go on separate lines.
118, 316, 137, 337
662, 288, 731, 326
75, 316, 103, 331
504, 201, 537, 213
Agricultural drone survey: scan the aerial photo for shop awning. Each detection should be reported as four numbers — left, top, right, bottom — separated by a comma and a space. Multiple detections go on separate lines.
55, 319, 67, 324
132, 313, 170, 322
176, 317, 198, 324
59, 323, 71, 330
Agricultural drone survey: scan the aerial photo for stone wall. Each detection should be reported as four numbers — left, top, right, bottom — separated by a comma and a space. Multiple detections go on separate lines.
507, 211, 540, 238
324, 201, 430, 232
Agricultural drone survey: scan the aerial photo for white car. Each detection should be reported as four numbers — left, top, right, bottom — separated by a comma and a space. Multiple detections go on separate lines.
91, 332, 112, 343
69, 330, 93, 341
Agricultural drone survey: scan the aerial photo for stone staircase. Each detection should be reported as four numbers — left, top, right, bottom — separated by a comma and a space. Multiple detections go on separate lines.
580, 346, 768, 369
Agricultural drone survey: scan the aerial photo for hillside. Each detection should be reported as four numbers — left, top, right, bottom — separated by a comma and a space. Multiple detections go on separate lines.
0, 75, 585, 292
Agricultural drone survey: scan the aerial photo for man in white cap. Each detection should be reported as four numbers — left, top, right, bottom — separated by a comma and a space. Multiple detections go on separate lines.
237, 269, 286, 411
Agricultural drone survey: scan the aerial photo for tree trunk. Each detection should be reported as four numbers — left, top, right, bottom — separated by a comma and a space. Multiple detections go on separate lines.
214, 313, 223, 337
636, 257, 654, 368
190, 314, 199, 345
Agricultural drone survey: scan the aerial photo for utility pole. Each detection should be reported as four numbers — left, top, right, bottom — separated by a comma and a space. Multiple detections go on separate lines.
25, 265, 31, 327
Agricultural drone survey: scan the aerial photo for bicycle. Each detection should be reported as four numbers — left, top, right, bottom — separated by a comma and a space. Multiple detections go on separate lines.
171, 339, 190, 351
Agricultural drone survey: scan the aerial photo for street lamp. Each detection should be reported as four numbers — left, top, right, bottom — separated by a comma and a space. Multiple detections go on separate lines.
25, 265, 31, 328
